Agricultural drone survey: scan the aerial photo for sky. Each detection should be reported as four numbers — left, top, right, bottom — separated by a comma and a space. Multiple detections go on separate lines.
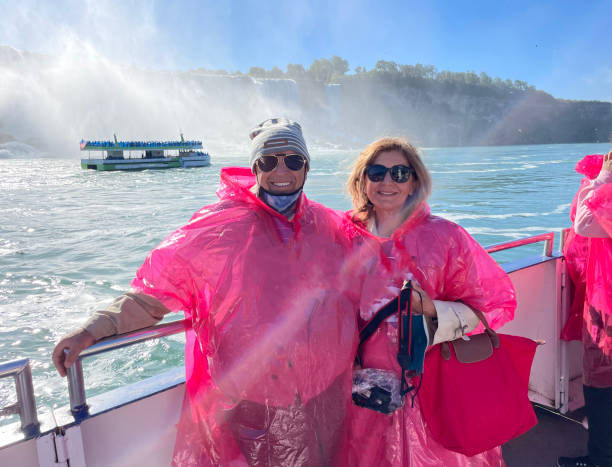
1, 0, 611, 102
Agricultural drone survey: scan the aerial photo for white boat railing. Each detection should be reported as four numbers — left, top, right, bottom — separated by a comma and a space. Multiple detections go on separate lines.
0, 358, 39, 438
61, 231, 562, 421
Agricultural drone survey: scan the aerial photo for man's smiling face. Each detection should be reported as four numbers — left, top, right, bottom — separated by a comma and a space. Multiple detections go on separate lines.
255, 151, 307, 194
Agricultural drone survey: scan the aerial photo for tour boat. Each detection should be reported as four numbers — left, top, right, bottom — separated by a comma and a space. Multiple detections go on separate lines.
0, 230, 587, 466
80, 134, 211, 171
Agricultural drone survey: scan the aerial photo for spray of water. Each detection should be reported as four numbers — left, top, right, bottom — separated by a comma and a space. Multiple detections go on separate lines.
0, 42, 310, 157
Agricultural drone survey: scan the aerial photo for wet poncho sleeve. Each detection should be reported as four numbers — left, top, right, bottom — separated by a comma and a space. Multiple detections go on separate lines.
394, 214, 516, 330
446, 224, 514, 328
130, 227, 201, 313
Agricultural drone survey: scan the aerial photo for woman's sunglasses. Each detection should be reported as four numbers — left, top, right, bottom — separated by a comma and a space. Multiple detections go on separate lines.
256, 154, 306, 172
365, 164, 415, 183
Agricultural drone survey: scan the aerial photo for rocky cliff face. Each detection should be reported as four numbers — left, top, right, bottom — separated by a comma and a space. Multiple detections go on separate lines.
328, 76, 612, 147
1, 45, 610, 156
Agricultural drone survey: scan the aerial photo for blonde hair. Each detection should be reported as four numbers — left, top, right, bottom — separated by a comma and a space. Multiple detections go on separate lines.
346, 137, 432, 223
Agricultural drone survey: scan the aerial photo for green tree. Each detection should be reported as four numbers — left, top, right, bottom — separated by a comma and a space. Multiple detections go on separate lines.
437, 70, 453, 82
248, 66, 266, 78
308, 58, 334, 81
514, 80, 529, 91
330, 55, 349, 78
267, 66, 284, 78
286, 63, 306, 80
375, 60, 399, 74
465, 71, 479, 85
422, 65, 437, 79
479, 72, 492, 86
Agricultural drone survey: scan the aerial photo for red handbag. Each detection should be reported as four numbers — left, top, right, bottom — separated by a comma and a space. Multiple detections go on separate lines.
417, 313, 538, 457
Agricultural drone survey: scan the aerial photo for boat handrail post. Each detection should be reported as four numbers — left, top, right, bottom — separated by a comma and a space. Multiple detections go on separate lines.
65, 320, 186, 421
65, 352, 89, 421
0, 358, 40, 438
543, 237, 553, 257
559, 228, 571, 253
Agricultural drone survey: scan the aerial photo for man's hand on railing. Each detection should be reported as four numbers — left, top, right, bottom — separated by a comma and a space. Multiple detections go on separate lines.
52, 329, 96, 377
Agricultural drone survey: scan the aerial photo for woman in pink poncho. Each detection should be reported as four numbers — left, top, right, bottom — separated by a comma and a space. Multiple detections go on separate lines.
345, 137, 517, 466
559, 151, 612, 467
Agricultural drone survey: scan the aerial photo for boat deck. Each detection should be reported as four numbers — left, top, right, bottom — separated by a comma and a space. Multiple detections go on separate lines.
503, 406, 588, 466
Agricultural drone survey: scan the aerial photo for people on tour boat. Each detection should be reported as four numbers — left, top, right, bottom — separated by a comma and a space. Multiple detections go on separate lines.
345, 137, 517, 466
559, 150, 612, 467
52, 118, 391, 466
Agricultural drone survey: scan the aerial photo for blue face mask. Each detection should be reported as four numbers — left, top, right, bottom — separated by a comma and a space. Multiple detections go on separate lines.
259, 187, 303, 217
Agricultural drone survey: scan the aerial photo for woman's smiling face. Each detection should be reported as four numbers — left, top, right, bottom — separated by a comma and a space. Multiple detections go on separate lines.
365, 150, 416, 215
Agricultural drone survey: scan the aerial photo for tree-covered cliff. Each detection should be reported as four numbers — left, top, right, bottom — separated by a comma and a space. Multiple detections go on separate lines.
1, 47, 610, 153
199, 56, 612, 147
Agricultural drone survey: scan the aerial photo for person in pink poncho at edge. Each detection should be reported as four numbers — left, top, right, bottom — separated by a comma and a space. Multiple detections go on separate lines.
345, 137, 517, 466
559, 150, 612, 467
52, 118, 392, 466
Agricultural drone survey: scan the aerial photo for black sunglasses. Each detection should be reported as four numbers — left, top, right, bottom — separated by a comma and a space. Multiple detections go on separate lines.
256, 154, 306, 172
365, 164, 415, 183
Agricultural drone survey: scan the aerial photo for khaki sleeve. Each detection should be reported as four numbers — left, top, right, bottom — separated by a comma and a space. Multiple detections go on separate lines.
430, 300, 480, 345
82, 292, 171, 340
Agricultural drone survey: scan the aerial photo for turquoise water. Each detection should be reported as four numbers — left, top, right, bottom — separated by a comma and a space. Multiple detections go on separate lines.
0, 142, 610, 426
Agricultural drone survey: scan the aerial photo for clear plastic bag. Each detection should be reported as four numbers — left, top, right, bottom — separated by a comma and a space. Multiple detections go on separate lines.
352, 367, 404, 414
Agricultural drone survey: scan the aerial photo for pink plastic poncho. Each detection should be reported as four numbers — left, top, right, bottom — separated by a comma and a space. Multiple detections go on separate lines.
348, 203, 516, 467
584, 182, 612, 316
561, 154, 606, 342
561, 177, 591, 341
582, 178, 612, 388
562, 153, 612, 387
131, 167, 386, 466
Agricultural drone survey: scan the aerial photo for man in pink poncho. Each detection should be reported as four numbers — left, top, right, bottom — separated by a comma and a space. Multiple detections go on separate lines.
559, 150, 612, 467
52, 118, 386, 466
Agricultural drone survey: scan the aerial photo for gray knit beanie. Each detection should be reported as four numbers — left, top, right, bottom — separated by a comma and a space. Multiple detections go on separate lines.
249, 118, 310, 170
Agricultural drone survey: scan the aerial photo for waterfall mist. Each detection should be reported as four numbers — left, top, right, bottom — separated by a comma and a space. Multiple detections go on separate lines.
0, 44, 312, 158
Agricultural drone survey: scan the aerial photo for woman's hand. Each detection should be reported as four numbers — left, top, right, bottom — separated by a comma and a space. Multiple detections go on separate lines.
602, 151, 612, 174
411, 283, 437, 318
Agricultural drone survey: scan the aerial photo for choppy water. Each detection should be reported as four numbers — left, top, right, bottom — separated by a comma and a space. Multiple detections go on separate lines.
1, 142, 609, 427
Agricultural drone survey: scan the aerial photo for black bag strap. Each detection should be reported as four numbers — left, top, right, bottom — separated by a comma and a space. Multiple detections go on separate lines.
359, 281, 413, 344
358, 280, 427, 399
